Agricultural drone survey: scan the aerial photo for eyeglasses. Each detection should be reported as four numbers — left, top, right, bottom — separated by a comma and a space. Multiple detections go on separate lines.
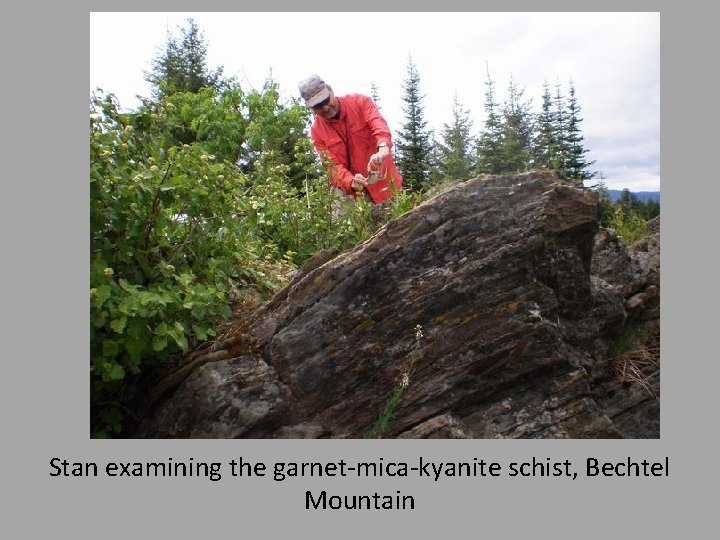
312, 96, 331, 110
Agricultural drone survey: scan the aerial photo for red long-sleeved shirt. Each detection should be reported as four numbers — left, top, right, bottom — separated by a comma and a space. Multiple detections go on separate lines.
309, 94, 402, 204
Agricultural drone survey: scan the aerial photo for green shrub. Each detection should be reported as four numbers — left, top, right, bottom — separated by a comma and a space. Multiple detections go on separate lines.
90, 91, 284, 436
603, 204, 650, 245
90, 86, 418, 437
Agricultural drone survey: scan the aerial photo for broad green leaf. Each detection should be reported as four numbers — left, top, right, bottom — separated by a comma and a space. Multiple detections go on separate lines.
192, 324, 208, 341
172, 332, 189, 352
154, 322, 169, 336
104, 363, 125, 382
110, 317, 127, 334
152, 335, 168, 352
94, 285, 112, 308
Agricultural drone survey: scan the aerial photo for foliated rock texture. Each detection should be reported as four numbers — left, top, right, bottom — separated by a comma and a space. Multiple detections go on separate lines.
135, 172, 660, 438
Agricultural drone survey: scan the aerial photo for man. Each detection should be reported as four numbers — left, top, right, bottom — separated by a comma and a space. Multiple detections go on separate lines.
298, 75, 402, 205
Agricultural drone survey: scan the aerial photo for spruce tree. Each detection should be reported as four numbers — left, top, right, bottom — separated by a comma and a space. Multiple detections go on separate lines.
145, 17, 224, 98
240, 76, 312, 188
532, 81, 557, 170
551, 80, 568, 174
563, 80, 596, 185
437, 93, 475, 181
475, 66, 503, 174
497, 77, 534, 172
619, 188, 635, 208
396, 56, 433, 192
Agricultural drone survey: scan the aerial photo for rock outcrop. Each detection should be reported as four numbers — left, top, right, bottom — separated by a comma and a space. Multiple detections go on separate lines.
133, 171, 660, 438
591, 216, 660, 438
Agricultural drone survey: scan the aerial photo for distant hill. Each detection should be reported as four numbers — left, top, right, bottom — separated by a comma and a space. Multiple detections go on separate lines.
606, 189, 660, 203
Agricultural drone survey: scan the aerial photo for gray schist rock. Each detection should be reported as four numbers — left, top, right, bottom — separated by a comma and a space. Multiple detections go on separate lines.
134, 171, 660, 438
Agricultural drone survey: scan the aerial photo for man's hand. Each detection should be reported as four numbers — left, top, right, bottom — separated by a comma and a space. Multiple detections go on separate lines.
368, 145, 390, 170
352, 173, 368, 192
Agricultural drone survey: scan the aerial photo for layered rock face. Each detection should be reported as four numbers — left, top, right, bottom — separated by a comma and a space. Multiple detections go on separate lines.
134, 172, 660, 438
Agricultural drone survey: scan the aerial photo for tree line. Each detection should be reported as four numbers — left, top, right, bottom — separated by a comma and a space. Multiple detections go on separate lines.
389, 55, 657, 238
393, 58, 596, 191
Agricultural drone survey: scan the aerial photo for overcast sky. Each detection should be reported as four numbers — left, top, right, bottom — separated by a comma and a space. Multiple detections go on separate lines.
90, 12, 660, 192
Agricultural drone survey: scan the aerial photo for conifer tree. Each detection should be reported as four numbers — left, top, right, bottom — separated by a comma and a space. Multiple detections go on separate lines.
619, 188, 635, 208
563, 79, 596, 185
396, 56, 433, 192
592, 172, 611, 202
497, 77, 534, 172
145, 17, 224, 98
240, 76, 313, 190
437, 93, 475, 181
532, 81, 557, 170
551, 80, 568, 174
475, 66, 504, 174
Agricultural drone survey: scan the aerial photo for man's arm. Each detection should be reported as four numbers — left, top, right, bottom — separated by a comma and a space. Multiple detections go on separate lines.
314, 142, 357, 195
361, 96, 393, 169
361, 95, 393, 149
310, 123, 357, 195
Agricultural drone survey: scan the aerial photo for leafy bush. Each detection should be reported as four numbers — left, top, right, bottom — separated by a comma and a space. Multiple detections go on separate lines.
90, 90, 282, 436
595, 184, 658, 246
602, 204, 650, 245
90, 83, 410, 437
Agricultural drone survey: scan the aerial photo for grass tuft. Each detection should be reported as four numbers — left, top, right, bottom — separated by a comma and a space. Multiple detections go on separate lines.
609, 322, 660, 399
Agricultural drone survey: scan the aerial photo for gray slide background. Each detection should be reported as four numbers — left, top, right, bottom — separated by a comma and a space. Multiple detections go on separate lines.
2, 1, 717, 538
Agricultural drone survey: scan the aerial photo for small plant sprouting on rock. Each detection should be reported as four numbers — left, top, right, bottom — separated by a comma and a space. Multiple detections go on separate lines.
365, 325, 424, 439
